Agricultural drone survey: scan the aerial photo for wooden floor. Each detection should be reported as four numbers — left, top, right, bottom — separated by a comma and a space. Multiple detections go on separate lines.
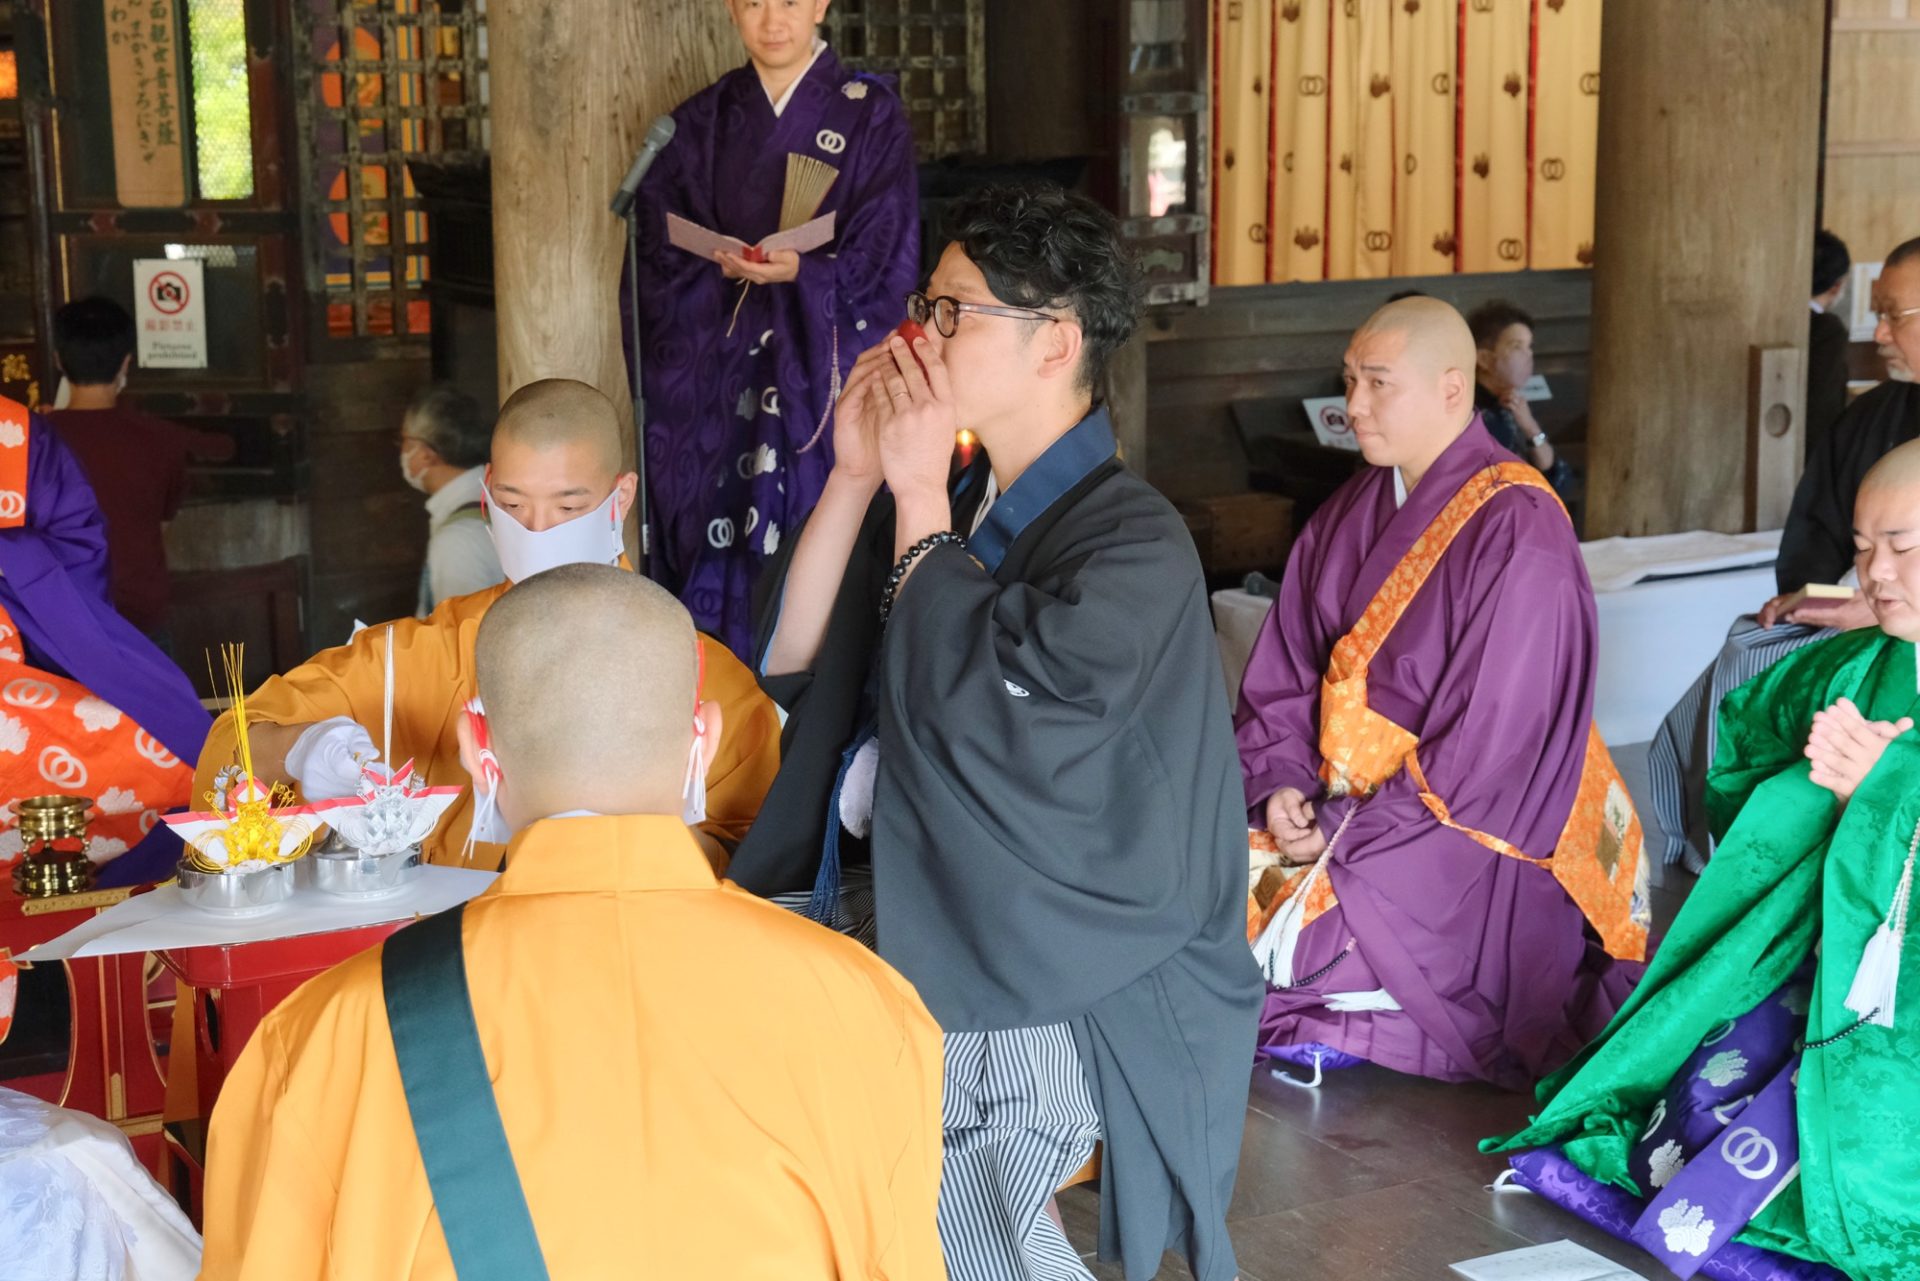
1058, 744, 1691, 1279
1059, 1063, 1670, 1280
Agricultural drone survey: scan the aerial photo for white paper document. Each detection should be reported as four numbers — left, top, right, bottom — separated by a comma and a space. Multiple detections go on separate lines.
1450, 1240, 1647, 1281
17, 866, 496, 963
1579, 529, 1782, 593
666, 211, 837, 261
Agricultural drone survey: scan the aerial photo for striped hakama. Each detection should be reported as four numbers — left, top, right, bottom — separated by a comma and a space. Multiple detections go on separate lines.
1645, 617, 1831, 869
939, 1024, 1102, 1281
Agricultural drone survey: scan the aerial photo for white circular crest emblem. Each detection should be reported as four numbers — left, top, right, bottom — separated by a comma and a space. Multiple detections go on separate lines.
708, 518, 735, 549
2, 679, 57, 711
133, 730, 180, 770
815, 129, 848, 156
38, 745, 87, 789
1720, 1127, 1779, 1181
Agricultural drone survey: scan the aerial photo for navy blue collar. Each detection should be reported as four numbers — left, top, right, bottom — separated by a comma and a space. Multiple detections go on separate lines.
967, 407, 1117, 574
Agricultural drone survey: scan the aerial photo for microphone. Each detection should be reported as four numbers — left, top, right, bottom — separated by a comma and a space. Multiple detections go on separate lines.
609, 115, 677, 218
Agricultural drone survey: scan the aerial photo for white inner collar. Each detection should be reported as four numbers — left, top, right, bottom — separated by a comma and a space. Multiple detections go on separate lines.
1392, 468, 1408, 509
768, 38, 827, 117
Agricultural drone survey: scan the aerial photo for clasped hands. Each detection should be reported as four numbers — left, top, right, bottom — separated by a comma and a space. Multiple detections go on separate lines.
1264, 787, 1328, 865
717, 247, 801, 286
1805, 696, 1914, 803
828, 331, 958, 504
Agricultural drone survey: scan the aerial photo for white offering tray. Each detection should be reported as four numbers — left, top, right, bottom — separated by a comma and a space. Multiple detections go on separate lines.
16, 865, 496, 963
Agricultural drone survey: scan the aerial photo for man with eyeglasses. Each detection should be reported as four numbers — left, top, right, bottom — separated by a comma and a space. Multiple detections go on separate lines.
1646, 234, 1920, 871
733, 184, 1260, 1281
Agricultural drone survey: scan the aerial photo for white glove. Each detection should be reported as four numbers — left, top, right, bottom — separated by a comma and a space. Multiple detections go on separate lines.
284, 717, 378, 801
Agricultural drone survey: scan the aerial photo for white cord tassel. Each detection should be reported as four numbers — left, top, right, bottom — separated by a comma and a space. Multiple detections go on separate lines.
1843, 816, 1917, 1029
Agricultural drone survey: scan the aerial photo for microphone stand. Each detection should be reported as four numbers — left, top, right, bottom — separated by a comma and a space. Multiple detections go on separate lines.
623, 205, 651, 577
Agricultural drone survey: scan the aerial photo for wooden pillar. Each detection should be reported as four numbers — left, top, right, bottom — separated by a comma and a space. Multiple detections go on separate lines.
489, 0, 737, 452
1584, 0, 1825, 538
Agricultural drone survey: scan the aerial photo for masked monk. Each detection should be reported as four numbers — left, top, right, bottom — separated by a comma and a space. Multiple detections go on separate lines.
1236, 297, 1649, 1089
200, 563, 945, 1280
0, 399, 207, 883
191, 379, 780, 873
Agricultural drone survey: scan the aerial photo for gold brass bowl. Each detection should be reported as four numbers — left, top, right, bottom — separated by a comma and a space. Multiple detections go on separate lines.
10, 795, 95, 899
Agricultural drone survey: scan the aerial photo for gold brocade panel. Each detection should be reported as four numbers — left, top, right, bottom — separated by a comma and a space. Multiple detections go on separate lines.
1270, 0, 1332, 282
1326, 1, 1395, 280
1391, 0, 1458, 275
1457, 0, 1530, 272
1213, 0, 1276, 285
1530, 0, 1601, 270
1211, 0, 1599, 285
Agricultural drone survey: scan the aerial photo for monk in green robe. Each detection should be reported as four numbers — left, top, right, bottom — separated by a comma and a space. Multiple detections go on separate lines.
1485, 441, 1920, 1281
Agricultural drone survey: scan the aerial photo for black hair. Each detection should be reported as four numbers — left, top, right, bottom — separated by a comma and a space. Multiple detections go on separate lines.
1385, 288, 1428, 303
943, 184, 1142, 401
1812, 229, 1851, 298
405, 383, 490, 470
52, 296, 136, 385
1465, 299, 1535, 351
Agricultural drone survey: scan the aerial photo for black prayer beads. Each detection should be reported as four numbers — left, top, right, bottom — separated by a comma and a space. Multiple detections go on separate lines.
880, 531, 966, 624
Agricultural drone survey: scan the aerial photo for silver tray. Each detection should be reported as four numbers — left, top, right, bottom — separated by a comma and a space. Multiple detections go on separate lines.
177, 858, 298, 916
310, 845, 422, 899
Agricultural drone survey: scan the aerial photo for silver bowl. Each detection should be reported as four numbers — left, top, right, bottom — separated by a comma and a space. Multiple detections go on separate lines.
310, 844, 422, 899
177, 858, 298, 916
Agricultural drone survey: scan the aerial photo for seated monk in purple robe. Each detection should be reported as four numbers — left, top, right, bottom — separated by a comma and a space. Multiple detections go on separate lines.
628, 0, 921, 659
1234, 298, 1650, 1089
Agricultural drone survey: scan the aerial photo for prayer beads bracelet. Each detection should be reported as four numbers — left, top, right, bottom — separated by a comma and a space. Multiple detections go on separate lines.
880, 531, 966, 624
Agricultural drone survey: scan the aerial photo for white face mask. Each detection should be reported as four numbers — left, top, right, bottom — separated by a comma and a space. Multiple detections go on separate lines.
400, 443, 430, 493
485, 479, 625, 583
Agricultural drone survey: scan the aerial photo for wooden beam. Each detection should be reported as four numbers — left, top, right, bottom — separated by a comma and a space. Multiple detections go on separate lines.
1585, 0, 1825, 537
488, 0, 737, 552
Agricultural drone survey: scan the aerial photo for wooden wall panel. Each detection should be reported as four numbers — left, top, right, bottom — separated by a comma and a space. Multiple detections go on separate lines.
1142, 271, 1593, 506
1584, 0, 1823, 538
1825, 15, 1920, 263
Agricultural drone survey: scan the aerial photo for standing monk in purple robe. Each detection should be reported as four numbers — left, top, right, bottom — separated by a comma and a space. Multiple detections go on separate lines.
630, 0, 920, 659
1235, 298, 1649, 1089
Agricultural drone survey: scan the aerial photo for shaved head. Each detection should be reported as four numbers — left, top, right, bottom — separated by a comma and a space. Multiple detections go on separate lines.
1861, 438, 1920, 498
474, 563, 699, 817
488, 378, 638, 538
1342, 297, 1479, 485
1852, 440, 1920, 641
1353, 297, 1479, 378
494, 378, 624, 475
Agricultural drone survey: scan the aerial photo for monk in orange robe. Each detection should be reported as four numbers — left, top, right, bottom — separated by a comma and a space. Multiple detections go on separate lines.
191, 380, 780, 873
199, 563, 945, 1280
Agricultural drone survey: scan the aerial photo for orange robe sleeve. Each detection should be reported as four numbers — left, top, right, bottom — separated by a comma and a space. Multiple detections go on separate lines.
193, 583, 779, 869
192, 591, 487, 866
698, 638, 783, 855
197, 1016, 340, 1281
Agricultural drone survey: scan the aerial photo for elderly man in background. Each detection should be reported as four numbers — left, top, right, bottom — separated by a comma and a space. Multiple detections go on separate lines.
398, 382, 504, 616
1647, 234, 1920, 869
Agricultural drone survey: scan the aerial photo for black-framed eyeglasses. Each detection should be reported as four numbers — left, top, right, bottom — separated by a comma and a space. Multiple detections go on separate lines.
907, 290, 1060, 338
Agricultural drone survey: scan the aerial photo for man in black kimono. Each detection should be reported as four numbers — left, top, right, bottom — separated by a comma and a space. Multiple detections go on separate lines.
1806, 228, 1854, 457
732, 186, 1261, 1281
1647, 234, 1920, 868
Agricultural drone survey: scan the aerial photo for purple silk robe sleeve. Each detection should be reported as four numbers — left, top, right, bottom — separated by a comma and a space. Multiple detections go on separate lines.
792, 92, 919, 352
0, 419, 210, 763
1234, 515, 1339, 819
0, 413, 110, 607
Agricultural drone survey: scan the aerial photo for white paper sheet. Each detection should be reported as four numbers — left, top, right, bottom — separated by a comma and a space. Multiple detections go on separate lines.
1450, 1240, 1646, 1281
17, 866, 496, 963
665, 211, 837, 261
1579, 529, 1782, 593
